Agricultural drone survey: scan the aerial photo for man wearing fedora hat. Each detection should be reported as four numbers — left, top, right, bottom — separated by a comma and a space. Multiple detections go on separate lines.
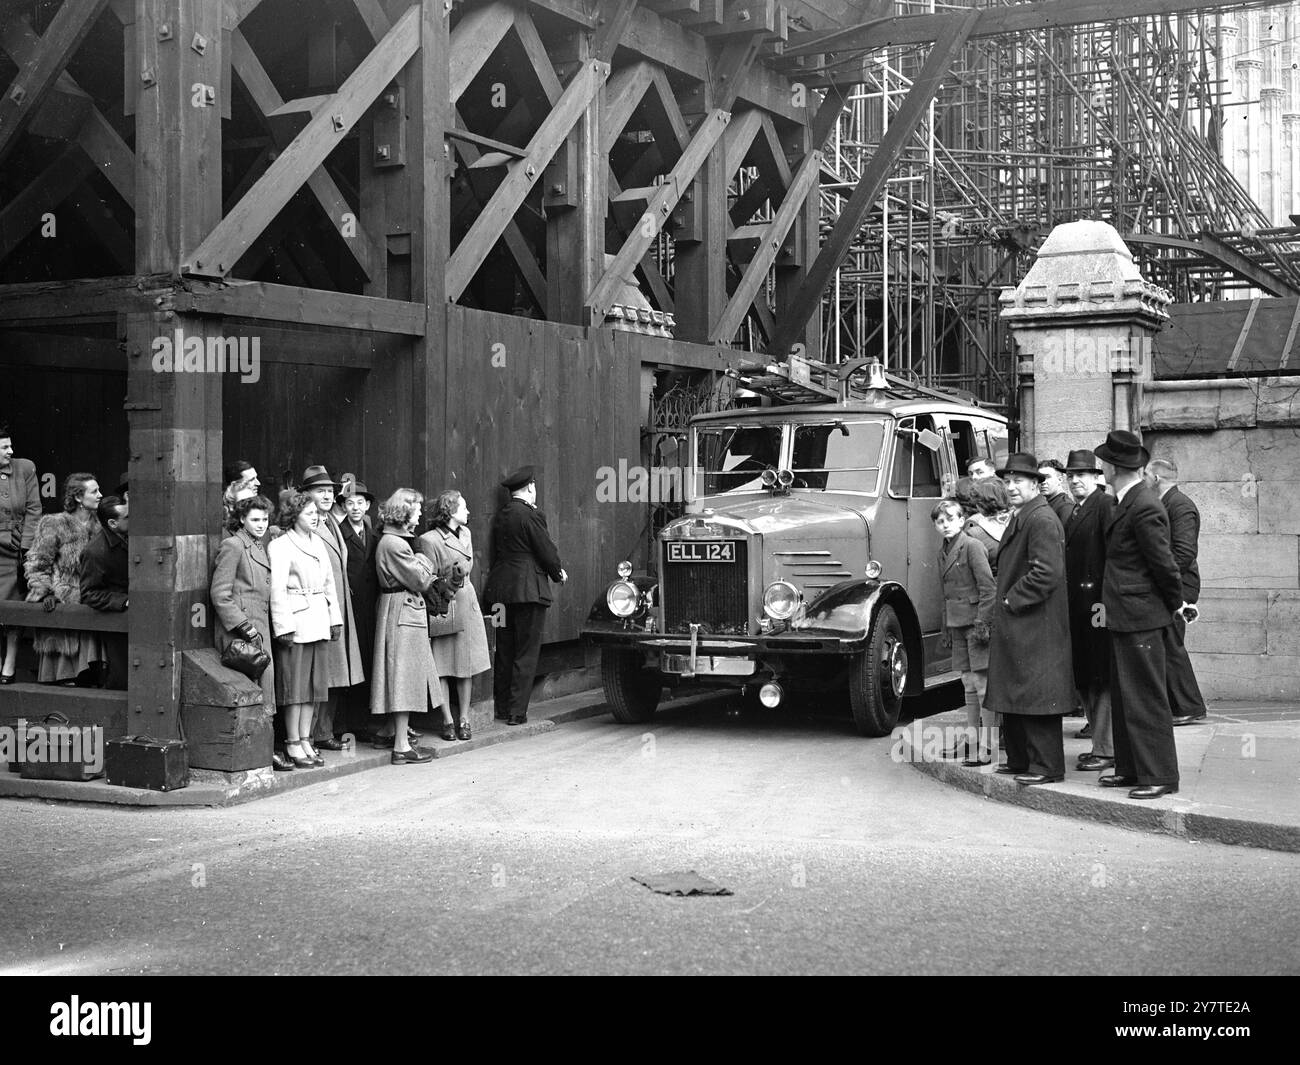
1064, 449, 1117, 771
338, 477, 380, 738
1093, 430, 1188, 799
299, 465, 365, 749
984, 453, 1075, 785
484, 467, 566, 725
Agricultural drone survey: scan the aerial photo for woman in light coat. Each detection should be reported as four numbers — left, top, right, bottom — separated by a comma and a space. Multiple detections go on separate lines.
269, 493, 341, 769
211, 495, 276, 711
418, 490, 490, 740
371, 488, 447, 763
24, 473, 104, 684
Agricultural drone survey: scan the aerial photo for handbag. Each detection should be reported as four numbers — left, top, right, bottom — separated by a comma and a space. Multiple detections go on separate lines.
427, 596, 465, 638
221, 629, 271, 681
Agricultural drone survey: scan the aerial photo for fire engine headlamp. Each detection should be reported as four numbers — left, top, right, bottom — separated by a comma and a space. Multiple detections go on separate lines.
777, 469, 795, 488
763, 580, 801, 620
760, 468, 777, 487
607, 580, 639, 618
865, 560, 883, 579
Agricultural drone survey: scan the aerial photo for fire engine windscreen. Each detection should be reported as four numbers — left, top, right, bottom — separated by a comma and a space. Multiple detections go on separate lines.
699, 425, 783, 495
697, 420, 885, 495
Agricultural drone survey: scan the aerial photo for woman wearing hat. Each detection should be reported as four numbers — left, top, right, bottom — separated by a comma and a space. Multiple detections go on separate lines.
984, 453, 1075, 785
371, 488, 445, 762
268, 492, 342, 769
419, 490, 491, 740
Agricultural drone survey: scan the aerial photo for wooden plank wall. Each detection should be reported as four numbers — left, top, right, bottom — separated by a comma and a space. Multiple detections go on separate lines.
444, 305, 643, 644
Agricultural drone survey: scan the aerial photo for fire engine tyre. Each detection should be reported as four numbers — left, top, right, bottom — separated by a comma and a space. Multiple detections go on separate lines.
848, 605, 908, 737
601, 649, 662, 724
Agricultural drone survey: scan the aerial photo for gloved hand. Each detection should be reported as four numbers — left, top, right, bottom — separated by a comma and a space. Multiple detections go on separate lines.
939, 628, 952, 650
275, 633, 295, 649
971, 619, 991, 645
425, 576, 455, 616
233, 621, 258, 642
42, 592, 58, 613
329, 624, 342, 642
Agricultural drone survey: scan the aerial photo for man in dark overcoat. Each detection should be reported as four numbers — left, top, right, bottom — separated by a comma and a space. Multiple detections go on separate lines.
985, 454, 1075, 784
338, 479, 379, 737
484, 466, 566, 725
80, 496, 130, 690
1095, 431, 1188, 800
1145, 458, 1208, 726
1063, 450, 1116, 771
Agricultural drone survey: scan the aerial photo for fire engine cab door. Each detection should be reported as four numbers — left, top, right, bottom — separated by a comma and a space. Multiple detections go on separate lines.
888, 416, 944, 636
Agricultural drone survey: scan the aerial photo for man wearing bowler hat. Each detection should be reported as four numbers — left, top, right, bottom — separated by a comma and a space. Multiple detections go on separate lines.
299, 465, 364, 748
1093, 430, 1188, 800
484, 467, 566, 725
1063, 449, 1116, 771
984, 453, 1075, 785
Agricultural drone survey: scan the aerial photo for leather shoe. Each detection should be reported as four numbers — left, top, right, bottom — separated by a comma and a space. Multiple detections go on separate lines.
962, 752, 992, 767
1129, 784, 1179, 799
315, 737, 346, 751
507, 716, 526, 726
271, 751, 295, 772
1099, 774, 1139, 788
1014, 773, 1063, 786
1172, 712, 1207, 726
0, 673, 14, 685
1076, 755, 1115, 772
1073, 724, 1093, 739
994, 765, 1023, 776
391, 746, 434, 765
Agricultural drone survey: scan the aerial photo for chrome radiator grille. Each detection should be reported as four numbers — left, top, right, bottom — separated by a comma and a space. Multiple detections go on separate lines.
661, 540, 749, 635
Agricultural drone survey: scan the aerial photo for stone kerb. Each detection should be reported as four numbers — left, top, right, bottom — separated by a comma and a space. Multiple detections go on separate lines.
1000, 220, 1173, 458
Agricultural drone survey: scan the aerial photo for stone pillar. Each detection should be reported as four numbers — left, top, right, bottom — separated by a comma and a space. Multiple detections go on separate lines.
998, 220, 1172, 462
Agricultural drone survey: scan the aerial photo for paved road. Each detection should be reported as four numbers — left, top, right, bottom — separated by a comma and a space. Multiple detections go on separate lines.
1, 701, 1297, 975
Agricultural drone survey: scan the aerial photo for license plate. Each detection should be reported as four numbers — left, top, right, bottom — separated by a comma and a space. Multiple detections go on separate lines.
666, 540, 735, 563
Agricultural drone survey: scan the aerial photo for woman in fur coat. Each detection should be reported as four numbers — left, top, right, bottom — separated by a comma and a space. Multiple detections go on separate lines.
23, 473, 104, 684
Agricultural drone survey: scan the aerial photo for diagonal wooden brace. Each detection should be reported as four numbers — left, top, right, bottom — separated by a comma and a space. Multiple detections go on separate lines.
586, 107, 731, 324
183, 4, 421, 279
711, 147, 820, 343
446, 57, 609, 301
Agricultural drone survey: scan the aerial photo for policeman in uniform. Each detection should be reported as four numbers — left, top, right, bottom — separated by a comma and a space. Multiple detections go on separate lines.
484, 467, 566, 725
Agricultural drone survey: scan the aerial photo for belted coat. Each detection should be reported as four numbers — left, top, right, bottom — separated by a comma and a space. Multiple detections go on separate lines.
985, 493, 1075, 717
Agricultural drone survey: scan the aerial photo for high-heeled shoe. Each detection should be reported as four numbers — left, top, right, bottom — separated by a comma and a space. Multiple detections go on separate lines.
285, 740, 317, 770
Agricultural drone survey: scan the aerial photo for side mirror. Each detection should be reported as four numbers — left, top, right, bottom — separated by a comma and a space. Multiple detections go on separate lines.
917, 428, 942, 452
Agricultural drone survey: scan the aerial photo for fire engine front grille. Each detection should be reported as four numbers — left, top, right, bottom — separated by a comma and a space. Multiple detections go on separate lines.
661, 540, 749, 635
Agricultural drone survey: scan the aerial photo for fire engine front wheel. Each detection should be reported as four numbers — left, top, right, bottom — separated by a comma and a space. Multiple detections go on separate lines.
848, 605, 908, 737
601, 649, 662, 724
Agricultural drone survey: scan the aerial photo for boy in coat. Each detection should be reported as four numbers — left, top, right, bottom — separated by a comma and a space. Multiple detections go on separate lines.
933, 499, 996, 765
984, 454, 1075, 785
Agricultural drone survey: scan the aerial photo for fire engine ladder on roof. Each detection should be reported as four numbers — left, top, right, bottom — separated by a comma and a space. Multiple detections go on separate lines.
727, 355, 980, 407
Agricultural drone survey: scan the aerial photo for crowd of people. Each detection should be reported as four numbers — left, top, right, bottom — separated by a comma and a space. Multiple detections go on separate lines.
0, 424, 568, 770
933, 430, 1207, 800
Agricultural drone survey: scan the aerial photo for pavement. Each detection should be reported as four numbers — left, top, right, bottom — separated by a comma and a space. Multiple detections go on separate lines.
3, 685, 1297, 854
898, 700, 1300, 854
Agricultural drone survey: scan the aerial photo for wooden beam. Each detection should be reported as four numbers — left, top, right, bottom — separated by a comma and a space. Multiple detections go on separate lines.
722, 107, 763, 182
173, 279, 426, 333
700, 0, 780, 39
0, 143, 95, 263
712, 146, 820, 342
447, 57, 609, 300
646, 65, 690, 153
0, 275, 167, 322
184, 5, 420, 278
591, 0, 641, 64
755, 113, 791, 190
710, 28, 767, 112
587, 107, 732, 323
449, 1, 515, 101
0, 0, 109, 167
785, 0, 1275, 57
601, 61, 656, 156
224, 0, 265, 26
769, 11, 977, 358
349, 0, 393, 40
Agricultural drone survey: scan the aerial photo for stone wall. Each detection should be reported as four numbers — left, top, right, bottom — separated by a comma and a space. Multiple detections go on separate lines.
1143, 381, 1300, 700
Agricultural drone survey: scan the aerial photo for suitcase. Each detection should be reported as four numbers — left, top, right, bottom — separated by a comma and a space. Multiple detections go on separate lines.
105, 735, 190, 792
17, 713, 104, 782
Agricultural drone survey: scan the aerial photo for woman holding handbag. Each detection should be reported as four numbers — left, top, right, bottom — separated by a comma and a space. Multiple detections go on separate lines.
211, 495, 292, 771
418, 490, 490, 740
269, 492, 342, 769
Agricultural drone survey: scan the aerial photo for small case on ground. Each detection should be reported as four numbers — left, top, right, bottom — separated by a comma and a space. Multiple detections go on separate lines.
105, 735, 190, 791
18, 713, 104, 782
